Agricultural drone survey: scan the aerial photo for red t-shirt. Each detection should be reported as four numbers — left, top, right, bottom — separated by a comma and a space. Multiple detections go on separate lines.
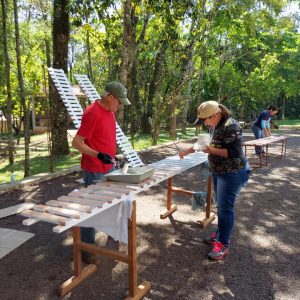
76, 101, 116, 173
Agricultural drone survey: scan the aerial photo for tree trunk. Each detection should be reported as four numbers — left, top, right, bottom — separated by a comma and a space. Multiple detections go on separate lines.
169, 38, 195, 136
169, 95, 181, 139
42, 65, 54, 173
51, 0, 70, 155
181, 76, 192, 134
129, 14, 149, 137
141, 40, 168, 134
45, 39, 51, 67
13, 0, 30, 177
1, 0, 14, 165
86, 30, 93, 82
281, 90, 285, 120
119, 0, 137, 129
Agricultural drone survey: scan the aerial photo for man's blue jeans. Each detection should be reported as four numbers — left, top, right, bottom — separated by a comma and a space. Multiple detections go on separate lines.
212, 165, 250, 247
252, 124, 264, 154
81, 169, 114, 244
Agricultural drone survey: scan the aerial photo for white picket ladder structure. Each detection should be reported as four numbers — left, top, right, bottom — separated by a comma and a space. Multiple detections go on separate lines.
73, 74, 100, 103
48, 68, 83, 129
73, 73, 144, 167
48, 68, 144, 167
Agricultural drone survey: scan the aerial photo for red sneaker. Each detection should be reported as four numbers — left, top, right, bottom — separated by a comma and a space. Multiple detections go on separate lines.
208, 241, 229, 260
203, 232, 217, 245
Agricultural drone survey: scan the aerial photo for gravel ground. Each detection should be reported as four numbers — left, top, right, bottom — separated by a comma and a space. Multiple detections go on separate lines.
0, 129, 299, 300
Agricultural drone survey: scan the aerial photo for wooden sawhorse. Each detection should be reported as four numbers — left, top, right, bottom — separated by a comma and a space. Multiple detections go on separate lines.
160, 175, 215, 228
58, 201, 151, 300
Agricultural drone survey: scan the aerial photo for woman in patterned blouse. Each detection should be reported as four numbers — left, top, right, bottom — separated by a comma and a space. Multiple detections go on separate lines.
179, 100, 250, 260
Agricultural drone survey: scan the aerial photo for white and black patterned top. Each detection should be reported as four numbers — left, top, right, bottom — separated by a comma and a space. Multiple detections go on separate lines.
208, 117, 246, 174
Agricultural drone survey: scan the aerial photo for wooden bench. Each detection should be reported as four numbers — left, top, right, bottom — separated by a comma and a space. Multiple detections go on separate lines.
243, 135, 287, 168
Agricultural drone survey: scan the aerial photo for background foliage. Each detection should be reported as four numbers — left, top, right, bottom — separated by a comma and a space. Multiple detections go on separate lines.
0, 0, 299, 180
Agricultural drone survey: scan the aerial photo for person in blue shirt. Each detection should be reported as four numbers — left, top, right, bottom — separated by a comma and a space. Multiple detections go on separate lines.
252, 105, 278, 155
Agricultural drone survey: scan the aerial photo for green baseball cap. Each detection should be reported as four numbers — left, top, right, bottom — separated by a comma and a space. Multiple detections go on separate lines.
105, 81, 131, 105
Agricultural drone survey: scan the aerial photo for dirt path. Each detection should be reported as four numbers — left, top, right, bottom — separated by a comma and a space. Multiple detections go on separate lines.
0, 130, 299, 300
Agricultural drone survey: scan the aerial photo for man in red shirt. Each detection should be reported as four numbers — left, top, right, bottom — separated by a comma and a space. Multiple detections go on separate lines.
72, 81, 130, 264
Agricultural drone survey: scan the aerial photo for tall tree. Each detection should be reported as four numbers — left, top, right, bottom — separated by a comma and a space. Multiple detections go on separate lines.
1, 0, 14, 165
50, 0, 70, 155
13, 0, 30, 177
119, 0, 138, 127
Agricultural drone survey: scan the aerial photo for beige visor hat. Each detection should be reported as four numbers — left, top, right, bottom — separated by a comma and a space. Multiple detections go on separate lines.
197, 101, 221, 119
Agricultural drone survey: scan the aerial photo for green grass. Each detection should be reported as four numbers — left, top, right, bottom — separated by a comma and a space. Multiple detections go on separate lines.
274, 119, 300, 126
129, 127, 197, 150
0, 127, 198, 184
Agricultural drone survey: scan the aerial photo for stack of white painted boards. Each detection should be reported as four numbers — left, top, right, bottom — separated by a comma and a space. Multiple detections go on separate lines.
20, 153, 207, 233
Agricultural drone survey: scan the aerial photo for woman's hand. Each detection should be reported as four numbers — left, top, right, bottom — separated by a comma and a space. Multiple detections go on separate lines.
202, 145, 213, 154
179, 150, 188, 159
203, 145, 228, 158
179, 147, 194, 159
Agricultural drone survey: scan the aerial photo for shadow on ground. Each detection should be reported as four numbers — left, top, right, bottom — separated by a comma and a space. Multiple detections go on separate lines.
0, 130, 299, 300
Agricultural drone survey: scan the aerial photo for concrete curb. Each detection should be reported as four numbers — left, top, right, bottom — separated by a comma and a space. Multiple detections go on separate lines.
0, 165, 81, 196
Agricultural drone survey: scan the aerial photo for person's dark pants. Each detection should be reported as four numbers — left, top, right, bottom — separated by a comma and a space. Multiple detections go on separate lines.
212, 164, 250, 246
252, 124, 265, 154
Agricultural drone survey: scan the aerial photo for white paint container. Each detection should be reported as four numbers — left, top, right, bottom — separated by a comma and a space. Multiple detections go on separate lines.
193, 134, 210, 151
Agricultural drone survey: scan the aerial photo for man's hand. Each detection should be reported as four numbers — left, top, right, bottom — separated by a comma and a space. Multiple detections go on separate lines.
97, 152, 114, 164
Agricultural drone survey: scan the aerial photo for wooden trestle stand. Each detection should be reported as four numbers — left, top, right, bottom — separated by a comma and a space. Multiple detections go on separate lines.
58, 201, 151, 299
160, 175, 215, 228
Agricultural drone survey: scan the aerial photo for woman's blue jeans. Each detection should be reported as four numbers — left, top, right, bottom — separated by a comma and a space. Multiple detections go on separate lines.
81, 168, 114, 244
212, 166, 250, 246
252, 124, 264, 154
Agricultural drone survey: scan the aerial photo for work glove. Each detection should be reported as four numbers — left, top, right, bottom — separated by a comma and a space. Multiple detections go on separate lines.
97, 152, 114, 164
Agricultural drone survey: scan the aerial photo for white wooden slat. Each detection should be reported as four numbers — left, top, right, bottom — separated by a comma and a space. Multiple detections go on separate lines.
21, 210, 71, 226
33, 204, 82, 219
68, 191, 122, 202
23, 218, 40, 226
101, 181, 143, 191
46, 200, 94, 213
88, 185, 132, 195
57, 195, 107, 207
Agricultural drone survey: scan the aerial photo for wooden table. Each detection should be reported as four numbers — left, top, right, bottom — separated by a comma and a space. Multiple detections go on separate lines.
243, 135, 287, 168
21, 153, 213, 299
